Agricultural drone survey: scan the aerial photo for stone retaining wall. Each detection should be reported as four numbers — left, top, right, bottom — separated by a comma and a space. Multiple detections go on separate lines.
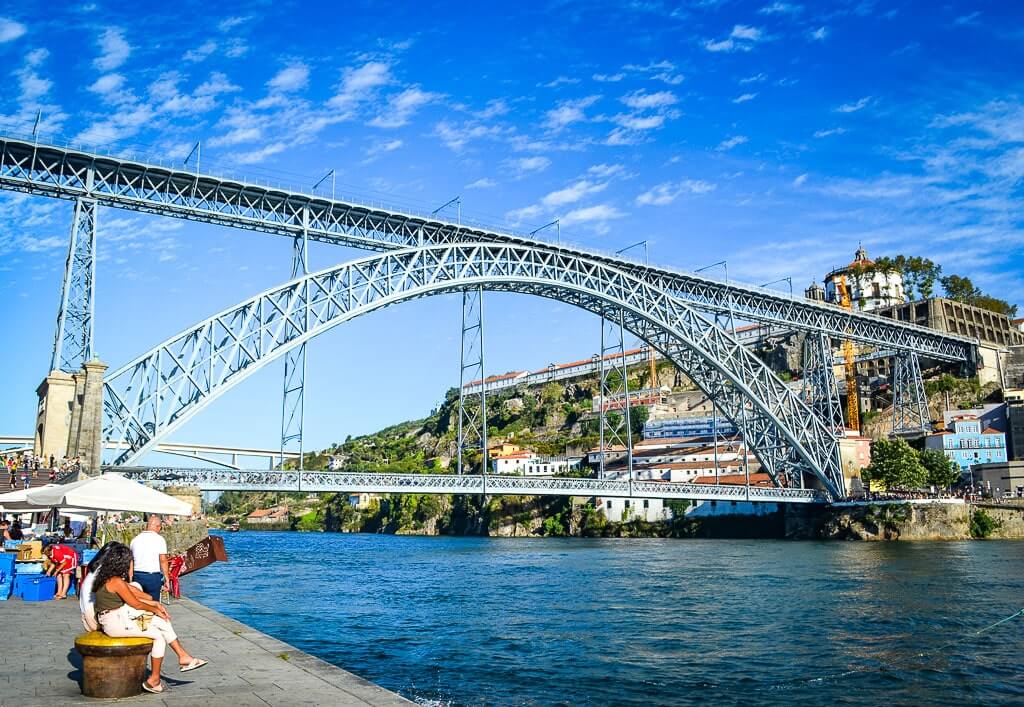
786, 502, 1024, 540
98, 520, 209, 554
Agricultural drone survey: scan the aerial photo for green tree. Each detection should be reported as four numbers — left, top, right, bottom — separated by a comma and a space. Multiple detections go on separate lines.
941, 274, 981, 303
629, 405, 650, 436
918, 448, 961, 489
862, 438, 928, 490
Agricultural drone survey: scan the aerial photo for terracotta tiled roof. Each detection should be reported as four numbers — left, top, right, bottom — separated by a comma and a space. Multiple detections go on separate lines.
691, 472, 773, 486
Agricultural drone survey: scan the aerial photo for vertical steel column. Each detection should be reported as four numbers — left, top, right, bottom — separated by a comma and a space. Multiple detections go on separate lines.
802, 332, 844, 434
51, 197, 97, 372
281, 211, 308, 471
457, 286, 488, 477
892, 351, 930, 436
597, 312, 633, 484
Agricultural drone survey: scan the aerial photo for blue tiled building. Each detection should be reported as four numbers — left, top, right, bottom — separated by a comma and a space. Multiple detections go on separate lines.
644, 415, 737, 440
925, 414, 1008, 471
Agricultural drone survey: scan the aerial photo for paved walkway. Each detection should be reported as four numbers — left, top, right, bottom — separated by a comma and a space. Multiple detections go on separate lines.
0, 596, 413, 706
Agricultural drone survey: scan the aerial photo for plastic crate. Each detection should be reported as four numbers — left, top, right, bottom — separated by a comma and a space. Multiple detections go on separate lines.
14, 575, 56, 601
3, 540, 20, 550
0, 553, 15, 573
0, 581, 10, 600
16, 562, 44, 575
82, 549, 98, 564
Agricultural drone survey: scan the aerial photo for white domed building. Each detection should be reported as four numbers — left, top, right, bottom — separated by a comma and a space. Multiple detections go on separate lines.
823, 246, 906, 312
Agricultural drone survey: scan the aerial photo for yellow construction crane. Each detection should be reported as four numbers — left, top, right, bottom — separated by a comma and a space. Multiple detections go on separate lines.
835, 275, 860, 432
648, 347, 658, 388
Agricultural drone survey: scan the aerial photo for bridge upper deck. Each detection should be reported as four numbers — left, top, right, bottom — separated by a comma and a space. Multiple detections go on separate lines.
0, 133, 975, 363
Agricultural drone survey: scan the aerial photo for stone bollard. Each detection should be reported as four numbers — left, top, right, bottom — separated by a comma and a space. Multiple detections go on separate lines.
74, 632, 154, 698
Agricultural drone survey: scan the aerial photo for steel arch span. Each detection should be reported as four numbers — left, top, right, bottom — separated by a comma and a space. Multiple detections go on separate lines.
102, 244, 845, 499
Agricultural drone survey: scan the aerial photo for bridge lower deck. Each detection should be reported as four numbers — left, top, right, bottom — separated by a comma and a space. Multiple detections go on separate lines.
114, 468, 825, 503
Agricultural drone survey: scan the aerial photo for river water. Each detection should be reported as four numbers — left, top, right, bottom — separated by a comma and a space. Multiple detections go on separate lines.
186, 532, 1024, 705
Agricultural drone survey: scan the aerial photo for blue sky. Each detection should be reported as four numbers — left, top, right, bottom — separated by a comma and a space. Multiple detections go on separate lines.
1, 1, 1022, 458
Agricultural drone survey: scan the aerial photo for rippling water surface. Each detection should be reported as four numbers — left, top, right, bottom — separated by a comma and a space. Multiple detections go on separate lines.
185, 532, 1024, 705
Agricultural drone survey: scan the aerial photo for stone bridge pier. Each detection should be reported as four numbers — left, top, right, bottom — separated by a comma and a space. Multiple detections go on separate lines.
34, 357, 107, 475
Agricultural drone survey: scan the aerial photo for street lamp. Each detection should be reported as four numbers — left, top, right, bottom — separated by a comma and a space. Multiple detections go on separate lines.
617, 240, 649, 265
530, 219, 560, 245
432, 196, 462, 225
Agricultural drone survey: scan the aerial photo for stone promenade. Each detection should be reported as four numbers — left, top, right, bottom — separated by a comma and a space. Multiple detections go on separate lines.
0, 596, 413, 706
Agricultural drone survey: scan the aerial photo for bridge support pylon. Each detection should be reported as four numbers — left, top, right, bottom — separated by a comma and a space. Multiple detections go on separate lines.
281, 222, 309, 471
51, 196, 97, 373
802, 333, 844, 434
597, 312, 633, 482
456, 286, 488, 479
892, 351, 930, 437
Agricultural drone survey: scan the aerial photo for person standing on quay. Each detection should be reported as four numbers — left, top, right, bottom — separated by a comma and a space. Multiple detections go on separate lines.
130, 515, 170, 602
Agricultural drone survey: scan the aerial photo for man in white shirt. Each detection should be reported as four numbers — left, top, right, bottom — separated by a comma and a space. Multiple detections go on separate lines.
130, 515, 169, 601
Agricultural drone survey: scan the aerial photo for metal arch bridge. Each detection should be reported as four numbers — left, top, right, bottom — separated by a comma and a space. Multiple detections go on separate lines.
114, 467, 825, 504
0, 134, 980, 504
101, 243, 848, 497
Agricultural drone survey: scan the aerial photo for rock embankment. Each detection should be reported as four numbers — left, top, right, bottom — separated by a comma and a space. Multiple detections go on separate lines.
786, 502, 1024, 540
100, 520, 209, 552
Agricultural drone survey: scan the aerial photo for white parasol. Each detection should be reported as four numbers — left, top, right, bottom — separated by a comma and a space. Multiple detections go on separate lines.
25, 473, 192, 516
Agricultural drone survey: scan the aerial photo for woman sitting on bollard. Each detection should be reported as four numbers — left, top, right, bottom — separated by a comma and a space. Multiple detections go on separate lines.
92, 544, 208, 694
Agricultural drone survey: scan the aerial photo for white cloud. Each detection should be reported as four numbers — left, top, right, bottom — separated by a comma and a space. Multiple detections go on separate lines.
195, 72, 239, 97
621, 89, 678, 110
716, 135, 748, 150
544, 95, 601, 130
476, 99, 509, 119
809, 26, 829, 41
733, 93, 757, 104
706, 24, 767, 52
218, 16, 251, 32
16, 49, 51, 102
231, 142, 287, 164
954, 11, 981, 26
836, 96, 871, 113
225, 39, 248, 58
268, 63, 309, 93
505, 204, 543, 224
88, 73, 125, 96
0, 17, 26, 42
510, 156, 551, 173
541, 76, 580, 88
613, 113, 666, 130
94, 27, 130, 72
740, 73, 766, 84
653, 72, 685, 85
593, 73, 625, 82
560, 203, 625, 228
813, 127, 847, 138
369, 86, 442, 128
704, 38, 739, 52
329, 61, 393, 111
434, 120, 504, 151
731, 25, 764, 41
759, 2, 802, 13
793, 173, 808, 187
635, 180, 715, 206
541, 179, 608, 208
587, 163, 624, 178
363, 138, 403, 160
183, 40, 217, 63
466, 178, 496, 190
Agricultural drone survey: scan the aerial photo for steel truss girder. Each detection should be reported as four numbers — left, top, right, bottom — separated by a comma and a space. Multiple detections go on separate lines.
0, 135, 974, 363
598, 313, 633, 479
457, 287, 487, 474
114, 466, 825, 503
51, 197, 96, 372
892, 351, 930, 436
802, 333, 844, 433
101, 243, 845, 499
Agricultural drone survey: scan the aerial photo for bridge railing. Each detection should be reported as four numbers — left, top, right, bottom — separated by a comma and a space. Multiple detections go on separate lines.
112, 467, 826, 503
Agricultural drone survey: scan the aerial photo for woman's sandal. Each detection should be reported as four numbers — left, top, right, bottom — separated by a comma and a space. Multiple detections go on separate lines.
142, 681, 165, 694
180, 658, 208, 673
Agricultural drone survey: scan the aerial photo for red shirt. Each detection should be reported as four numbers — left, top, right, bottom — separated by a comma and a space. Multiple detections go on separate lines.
49, 545, 78, 572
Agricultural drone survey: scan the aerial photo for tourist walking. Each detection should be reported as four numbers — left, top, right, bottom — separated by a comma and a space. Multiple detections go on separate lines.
130, 515, 170, 601
93, 544, 207, 693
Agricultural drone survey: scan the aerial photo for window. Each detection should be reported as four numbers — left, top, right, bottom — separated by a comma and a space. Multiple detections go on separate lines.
606, 500, 613, 509
643, 500, 649, 509
625, 500, 631, 508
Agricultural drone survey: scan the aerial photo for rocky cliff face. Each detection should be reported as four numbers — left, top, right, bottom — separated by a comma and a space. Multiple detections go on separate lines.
100, 520, 209, 553
786, 502, 1024, 540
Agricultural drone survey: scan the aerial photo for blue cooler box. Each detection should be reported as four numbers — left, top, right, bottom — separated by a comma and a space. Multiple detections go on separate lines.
0, 581, 10, 600
14, 575, 56, 601
16, 562, 44, 575
0, 553, 14, 574
82, 549, 98, 564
